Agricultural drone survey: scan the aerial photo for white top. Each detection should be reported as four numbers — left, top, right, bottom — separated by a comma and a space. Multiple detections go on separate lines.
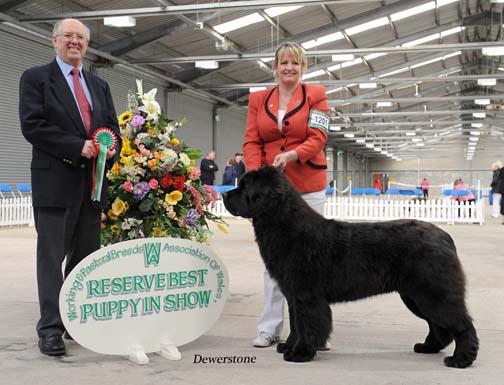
278, 109, 286, 131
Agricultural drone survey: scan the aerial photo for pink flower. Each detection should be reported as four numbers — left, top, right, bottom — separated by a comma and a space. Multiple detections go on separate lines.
138, 144, 151, 156
149, 179, 159, 190
123, 181, 133, 192
189, 167, 202, 181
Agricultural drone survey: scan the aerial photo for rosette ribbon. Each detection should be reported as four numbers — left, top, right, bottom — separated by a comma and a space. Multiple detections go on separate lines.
91, 128, 118, 201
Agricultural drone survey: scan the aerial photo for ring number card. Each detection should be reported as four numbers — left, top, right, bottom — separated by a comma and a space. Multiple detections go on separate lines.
309, 110, 330, 133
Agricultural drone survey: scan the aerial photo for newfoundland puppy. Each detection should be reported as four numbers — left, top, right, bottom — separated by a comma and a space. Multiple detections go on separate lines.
223, 166, 478, 368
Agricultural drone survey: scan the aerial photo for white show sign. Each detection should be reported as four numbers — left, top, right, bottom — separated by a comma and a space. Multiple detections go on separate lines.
59, 237, 229, 364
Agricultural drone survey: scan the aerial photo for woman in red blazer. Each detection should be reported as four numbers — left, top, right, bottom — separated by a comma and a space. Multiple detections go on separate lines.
243, 42, 331, 348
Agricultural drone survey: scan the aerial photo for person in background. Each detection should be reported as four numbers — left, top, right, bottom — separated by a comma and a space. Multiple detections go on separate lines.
200, 150, 219, 185
373, 178, 382, 193
490, 161, 503, 219
243, 41, 330, 349
451, 178, 475, 203
421, 178, 429, 198
222, 158, 238, 185
234, 152, 246, 181
19, 18, 120, 356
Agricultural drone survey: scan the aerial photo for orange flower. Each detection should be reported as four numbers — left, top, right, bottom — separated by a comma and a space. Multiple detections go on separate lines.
148, 159, 158, 170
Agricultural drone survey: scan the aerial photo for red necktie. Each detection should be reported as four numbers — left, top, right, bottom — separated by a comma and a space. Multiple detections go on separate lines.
71, 68, 92, 135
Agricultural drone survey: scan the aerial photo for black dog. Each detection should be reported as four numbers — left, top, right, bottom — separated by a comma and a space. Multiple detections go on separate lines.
223, 166, 478, 368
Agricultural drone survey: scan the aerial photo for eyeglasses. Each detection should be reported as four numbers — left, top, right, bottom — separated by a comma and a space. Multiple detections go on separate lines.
58, 33, 87, 42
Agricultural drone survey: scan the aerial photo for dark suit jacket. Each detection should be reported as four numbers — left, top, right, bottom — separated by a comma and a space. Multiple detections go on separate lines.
19, 59, 121, 209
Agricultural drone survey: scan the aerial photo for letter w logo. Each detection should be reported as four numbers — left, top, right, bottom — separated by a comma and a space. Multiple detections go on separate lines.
144, 242, 161, 267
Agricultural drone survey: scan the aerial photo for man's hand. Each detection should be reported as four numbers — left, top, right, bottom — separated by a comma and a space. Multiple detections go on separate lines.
106, 149, 116, 160
81, 140, 97, 159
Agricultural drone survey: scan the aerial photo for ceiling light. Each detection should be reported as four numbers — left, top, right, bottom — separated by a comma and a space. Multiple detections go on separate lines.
471, 123, 483, 128
195, 60, 219, 69
398, 143, 408, 148
439, 131, 451, 136
302, 70, 326, 80
376, 101, 392, 107
482, 47, 504, 56
345, 17, 389, 36
472, 112, 486, 118
344, 133, 355, 138
301, 32, 344, 49
332, 54, 355, 62
104, 16, 136, 27
475, 99, 490, 105
411, 138, 423, 143
470, 131, 481, 136
469, 137, 479, 142
359, 83, 377, 89
213, 13, 264, 34
365, 143, 375, 148
416, 142, 425, 146
390, 2, 436, 22
373, 147, 382, 152
329, 125, 341, 131
356, 138, 366, 143
405, 132, 416, 136
380, 150, 388, 155
249, 87, 266, 93
265, 6, 303, 17
477, 78, 497, 86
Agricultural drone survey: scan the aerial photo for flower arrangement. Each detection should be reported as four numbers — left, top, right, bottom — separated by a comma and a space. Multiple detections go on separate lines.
101, 80, 226, 246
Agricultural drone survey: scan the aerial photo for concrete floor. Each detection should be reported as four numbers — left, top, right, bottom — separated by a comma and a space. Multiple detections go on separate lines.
1, 210, 503, 385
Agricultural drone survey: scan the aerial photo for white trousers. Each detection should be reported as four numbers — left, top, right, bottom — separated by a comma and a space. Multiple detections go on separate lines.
257, 189, 326, 336
492, 192, 502, 218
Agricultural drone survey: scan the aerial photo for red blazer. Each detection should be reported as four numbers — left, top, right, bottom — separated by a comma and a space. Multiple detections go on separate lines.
243, 83, 330, 193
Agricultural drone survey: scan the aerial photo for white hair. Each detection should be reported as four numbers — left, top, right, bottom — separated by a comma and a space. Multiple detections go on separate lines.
491, 161, 503, 171
53, 18, 90, 40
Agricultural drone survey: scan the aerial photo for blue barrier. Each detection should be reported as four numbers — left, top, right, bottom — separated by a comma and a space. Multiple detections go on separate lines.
210, 185, 237, 193
16, 183, 32, 193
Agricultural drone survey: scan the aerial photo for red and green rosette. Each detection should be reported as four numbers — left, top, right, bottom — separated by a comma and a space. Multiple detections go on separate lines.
91, 128, 118, 201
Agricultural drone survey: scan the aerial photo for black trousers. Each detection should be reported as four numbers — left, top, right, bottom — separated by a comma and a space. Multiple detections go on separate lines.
33, 176, 101, 337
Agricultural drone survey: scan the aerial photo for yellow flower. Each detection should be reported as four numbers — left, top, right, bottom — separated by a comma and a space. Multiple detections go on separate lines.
111, 198, 128, 216
107, 209, 118, 220
110, 225, 120, 234
120, 138, 133, 156
165, 190, 183, 205
217, 223, 229, 234
187, 166, 194, 173
169, 138, 180, 145
120, 155, 135, 166
190, 159, 195, 165
119, 111, 133, 125
110, 163, 122, 175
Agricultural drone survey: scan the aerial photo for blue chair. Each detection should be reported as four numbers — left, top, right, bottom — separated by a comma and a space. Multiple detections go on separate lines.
351, 188, 365, 195
211, 185, 237, 194
16, 183, 32, 196
399, 189, 416, 196
365, 188, 381, 195
0, 184, 14, 198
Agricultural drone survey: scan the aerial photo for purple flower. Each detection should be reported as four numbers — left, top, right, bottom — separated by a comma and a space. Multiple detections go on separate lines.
186, 208, 198, 225
132, 182, 150, 200
131, 115, 145, 128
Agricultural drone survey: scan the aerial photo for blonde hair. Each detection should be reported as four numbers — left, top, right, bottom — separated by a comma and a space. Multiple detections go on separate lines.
491, 161, 503, 171
273, 42, 307, 75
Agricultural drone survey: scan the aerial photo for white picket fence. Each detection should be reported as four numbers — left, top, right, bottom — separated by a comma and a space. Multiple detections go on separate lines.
209, 196, 485, 225
0, 195, 484, 228
0, 196, 34, 226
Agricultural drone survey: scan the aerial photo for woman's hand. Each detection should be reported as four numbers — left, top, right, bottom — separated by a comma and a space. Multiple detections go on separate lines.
272, 150, 298, 170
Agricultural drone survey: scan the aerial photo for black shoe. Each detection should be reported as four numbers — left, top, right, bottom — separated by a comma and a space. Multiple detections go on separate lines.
38, 334, 66, 356
63, 331, 73, 341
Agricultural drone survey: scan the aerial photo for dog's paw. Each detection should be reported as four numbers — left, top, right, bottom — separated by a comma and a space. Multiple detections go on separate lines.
283, 346, 315, 362
443, 355, 474, 369
277, 342, 291, 354
414, 342, 441, 354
